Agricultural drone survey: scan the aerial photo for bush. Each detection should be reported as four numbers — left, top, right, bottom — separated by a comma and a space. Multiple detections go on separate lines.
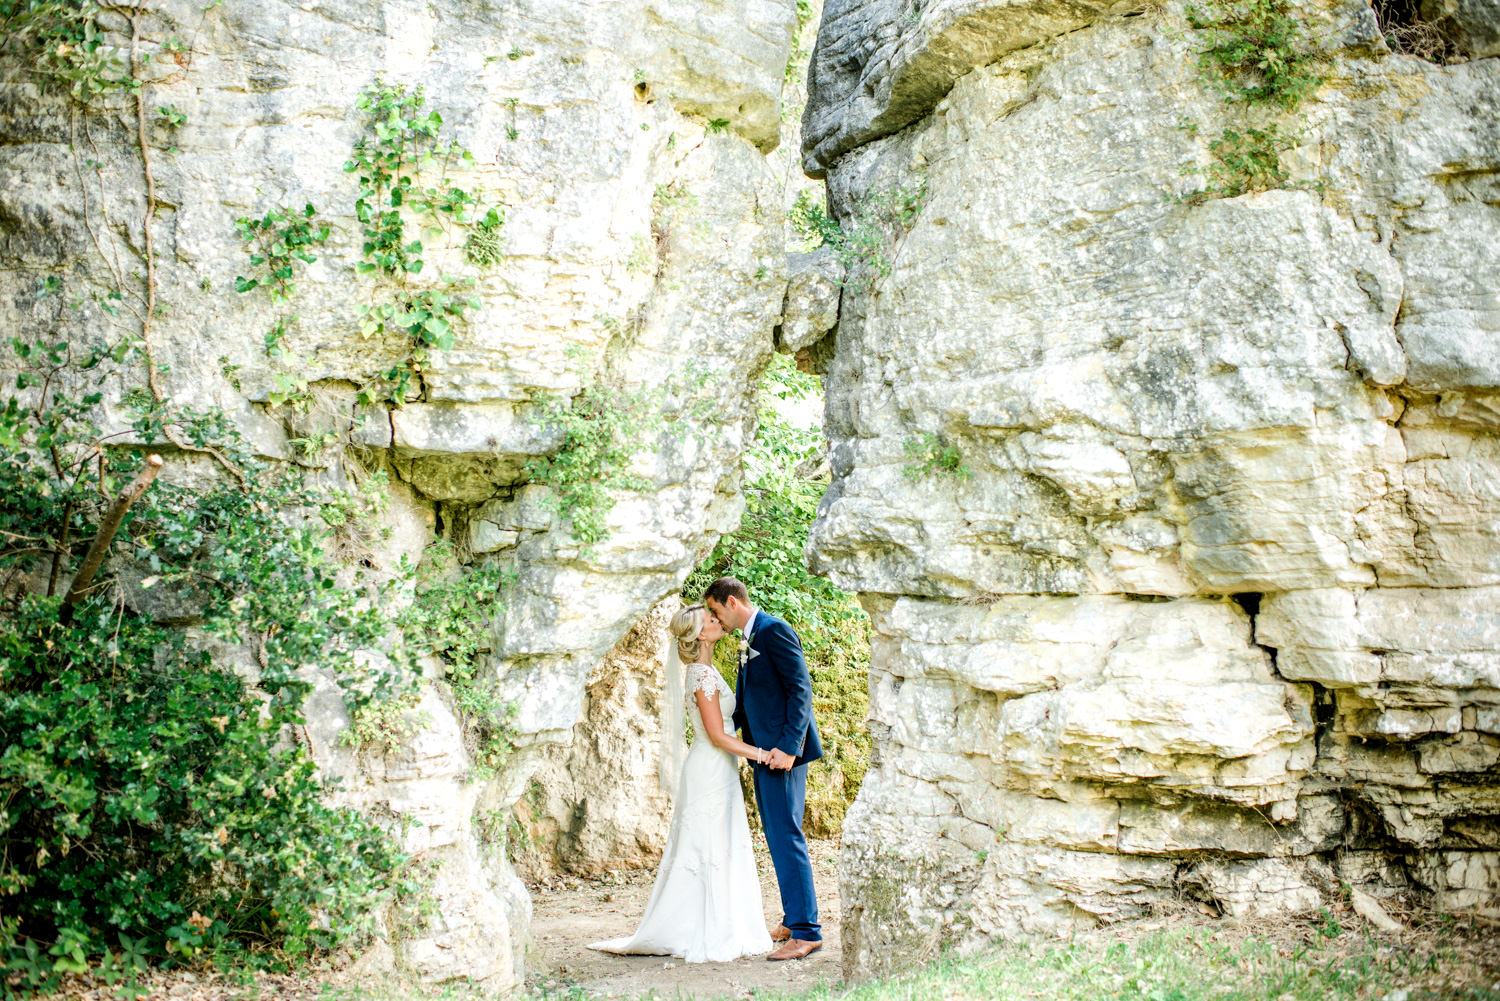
0, 341, 405, 994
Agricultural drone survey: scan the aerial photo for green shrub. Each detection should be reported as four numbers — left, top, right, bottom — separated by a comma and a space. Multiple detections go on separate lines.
0, 340, 405, 994
1186, 0, 1322, 110
903, 431, 970, 481
788, 180, 927, 292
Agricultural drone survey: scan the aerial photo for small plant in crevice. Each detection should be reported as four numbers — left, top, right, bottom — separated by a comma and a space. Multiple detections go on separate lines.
789, 179, 927, 292
344, 79, 502, 406
462, 207, 506, 267
1185, 0, 1322, 109
1177, 120, 1305, 203
1177, 0, 1323, 204
341, 690, 432, 756
788, 188, 843, 252
903, 430, 971, 481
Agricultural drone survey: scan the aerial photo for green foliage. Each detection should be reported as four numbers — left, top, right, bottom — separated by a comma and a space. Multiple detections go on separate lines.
1178, 0, 1322, 204
233, 204, 330, 307
1186, 0, 1322, 109
685, 354, 870, 837
0, 341, 406, 993
903, 431, 970, 481
525, 380, 663, 551
1178, 121, 1301, 202
793, 179, 927, 292
462, 207, 505, 267
156, 103, 186, 127
394, 541, 510, 684
705, 117, 731, 134
340, 691, 430, 757
343, 80, 500, 406
526, 366, 717, 552
388, 543, 517, 777
450, 682, 519, 781
0, 0, 128, 103
788, 189, 843, 252
784, 0, 816, 85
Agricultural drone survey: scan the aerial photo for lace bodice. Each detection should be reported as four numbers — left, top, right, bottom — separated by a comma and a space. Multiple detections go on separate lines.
685, 662, 735, 737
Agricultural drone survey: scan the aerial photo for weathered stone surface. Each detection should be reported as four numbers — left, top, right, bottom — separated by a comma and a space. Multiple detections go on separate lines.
517, 597, 679, 876
779, 245, 844, 354
801, 0, 1128, 175
1420, 0, 1500, 57
804, 0, 1500, 976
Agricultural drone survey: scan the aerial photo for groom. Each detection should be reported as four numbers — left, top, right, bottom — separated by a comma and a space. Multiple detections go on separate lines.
703, 576, 824, 961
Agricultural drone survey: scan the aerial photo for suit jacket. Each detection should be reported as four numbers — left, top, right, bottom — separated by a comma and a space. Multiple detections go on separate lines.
733, 610, 824, 766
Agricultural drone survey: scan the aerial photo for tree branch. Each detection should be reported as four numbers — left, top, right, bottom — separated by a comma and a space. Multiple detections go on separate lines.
59, 454, 163, 625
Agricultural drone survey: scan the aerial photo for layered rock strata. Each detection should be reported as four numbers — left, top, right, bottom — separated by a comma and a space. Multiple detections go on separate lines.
1, 0, 798, 986
802, 0, 1500, 977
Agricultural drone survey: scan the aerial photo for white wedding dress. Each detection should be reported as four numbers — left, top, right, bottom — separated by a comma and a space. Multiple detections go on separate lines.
588, 661, 773, 962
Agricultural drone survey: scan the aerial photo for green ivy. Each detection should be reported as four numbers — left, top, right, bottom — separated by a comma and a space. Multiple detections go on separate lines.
525, 379, 664, 552
0, 340, 406, 994
343, 80, 501, 406
233, 204, 330, 307
526, 365, 717, 552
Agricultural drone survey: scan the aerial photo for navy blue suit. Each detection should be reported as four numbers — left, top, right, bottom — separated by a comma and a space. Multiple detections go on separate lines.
733, 610, 822, 943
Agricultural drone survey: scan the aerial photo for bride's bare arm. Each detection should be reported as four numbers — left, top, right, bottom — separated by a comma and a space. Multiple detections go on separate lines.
694, 689, 772, 764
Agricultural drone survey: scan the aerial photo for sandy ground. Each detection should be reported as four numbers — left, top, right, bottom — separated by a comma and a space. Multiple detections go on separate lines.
525, 837, 844, 1000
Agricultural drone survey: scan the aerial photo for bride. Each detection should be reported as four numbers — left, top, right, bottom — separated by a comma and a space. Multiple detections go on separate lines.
587, 604, 776, 962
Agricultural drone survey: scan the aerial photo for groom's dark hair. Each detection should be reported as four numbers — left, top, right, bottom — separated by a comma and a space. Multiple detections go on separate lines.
702, 576, 749, 606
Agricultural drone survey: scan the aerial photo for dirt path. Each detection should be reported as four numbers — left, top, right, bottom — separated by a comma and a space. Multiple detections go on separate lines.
526, 837, 844, 999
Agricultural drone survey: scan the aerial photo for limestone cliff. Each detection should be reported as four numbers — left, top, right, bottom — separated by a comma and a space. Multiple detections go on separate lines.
801, 0, 1500, 977
0, 0, 798, 987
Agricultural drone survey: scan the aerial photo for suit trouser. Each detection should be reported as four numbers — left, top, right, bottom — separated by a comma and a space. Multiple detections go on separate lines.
752, 761, 821, 942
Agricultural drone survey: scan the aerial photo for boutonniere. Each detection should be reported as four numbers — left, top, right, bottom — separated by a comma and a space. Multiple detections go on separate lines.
736, 631, 750, 665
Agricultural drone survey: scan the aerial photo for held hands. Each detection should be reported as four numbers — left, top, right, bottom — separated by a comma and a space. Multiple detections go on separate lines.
765, 748, 795, 771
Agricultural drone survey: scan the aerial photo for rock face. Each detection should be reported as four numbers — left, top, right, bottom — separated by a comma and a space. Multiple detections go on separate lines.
519, 597, 680, 877
802, 0, 1500, 978
0, 0, 797, 988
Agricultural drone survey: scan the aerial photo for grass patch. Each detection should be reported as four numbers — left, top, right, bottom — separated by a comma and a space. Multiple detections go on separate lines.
33, 910, 1500, 1000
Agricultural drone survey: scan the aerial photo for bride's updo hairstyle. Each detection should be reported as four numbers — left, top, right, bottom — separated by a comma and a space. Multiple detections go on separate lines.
671, 604, 707, 663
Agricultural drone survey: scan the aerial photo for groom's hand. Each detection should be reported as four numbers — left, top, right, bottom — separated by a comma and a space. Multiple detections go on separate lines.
766, 748, 795, 771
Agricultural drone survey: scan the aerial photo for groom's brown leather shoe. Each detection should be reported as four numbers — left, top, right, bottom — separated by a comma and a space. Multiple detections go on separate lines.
770, 924, 792, 942
767, 938, 822, 961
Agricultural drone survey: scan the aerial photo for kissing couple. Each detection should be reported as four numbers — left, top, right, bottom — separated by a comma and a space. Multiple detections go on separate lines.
588, 576, 825, 963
